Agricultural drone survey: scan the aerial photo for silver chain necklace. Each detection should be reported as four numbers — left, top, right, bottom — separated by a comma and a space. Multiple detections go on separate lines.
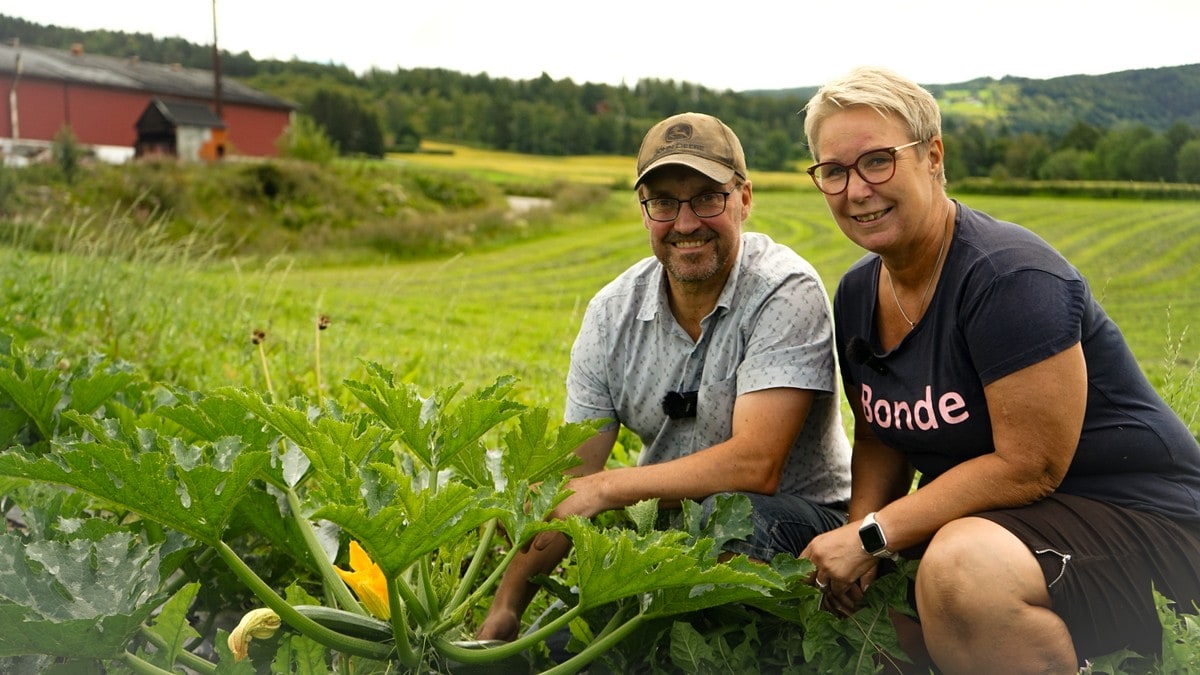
887, 207, 950, 330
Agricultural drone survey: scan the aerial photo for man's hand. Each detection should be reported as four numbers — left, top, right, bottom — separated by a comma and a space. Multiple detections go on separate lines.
475, 605, 521, 642
549, 470, 614, 521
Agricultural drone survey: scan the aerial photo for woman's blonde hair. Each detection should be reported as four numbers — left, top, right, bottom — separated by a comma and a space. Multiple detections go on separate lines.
803, 66, 943, 174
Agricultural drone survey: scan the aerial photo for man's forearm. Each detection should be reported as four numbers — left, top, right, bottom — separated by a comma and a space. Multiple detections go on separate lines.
479, 531, 574, 639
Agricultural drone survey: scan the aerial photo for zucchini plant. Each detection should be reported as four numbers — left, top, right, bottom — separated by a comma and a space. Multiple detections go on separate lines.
12, 333, 1186, 673
0, 335, 882, 673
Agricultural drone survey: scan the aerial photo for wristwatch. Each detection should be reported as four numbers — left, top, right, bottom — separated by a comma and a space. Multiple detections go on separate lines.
858, 512, 899, 560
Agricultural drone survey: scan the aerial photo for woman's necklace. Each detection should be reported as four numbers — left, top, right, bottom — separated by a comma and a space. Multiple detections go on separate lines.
887, 205, 950, 330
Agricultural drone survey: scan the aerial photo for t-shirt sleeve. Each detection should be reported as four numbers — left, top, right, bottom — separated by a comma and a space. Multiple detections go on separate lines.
563, 296, 618, 426
963, 268, 1086, 386
737, 272, 837, 396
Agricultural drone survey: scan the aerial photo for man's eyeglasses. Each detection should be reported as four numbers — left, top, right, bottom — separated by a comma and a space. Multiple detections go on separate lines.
640, 190, 732, 222
805, 140, 924, 195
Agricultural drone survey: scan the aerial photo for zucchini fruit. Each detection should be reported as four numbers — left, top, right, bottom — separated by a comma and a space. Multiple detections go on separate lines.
292, 604, 394, 643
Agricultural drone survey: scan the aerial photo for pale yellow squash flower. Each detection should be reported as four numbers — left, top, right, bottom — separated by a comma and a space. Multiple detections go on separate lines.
228, 607, 281, 661
334, 540, 391, 619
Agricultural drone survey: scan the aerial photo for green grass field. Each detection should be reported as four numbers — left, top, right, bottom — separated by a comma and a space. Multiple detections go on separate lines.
296, 189, 1200, 428
4, 175, 1196, 435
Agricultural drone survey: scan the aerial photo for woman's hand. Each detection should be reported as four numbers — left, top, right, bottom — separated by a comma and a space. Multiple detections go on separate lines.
800, 521, 880, 615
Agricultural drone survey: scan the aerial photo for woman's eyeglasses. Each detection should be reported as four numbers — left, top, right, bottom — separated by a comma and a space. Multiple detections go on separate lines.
805, 140, 924, 195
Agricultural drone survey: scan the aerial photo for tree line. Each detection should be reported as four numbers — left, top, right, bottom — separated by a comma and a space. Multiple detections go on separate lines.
2, 14, 1199, 183
944, 117, 1200, 183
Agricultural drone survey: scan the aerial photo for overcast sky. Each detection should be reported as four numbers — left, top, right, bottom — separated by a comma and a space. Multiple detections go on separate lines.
4, 1, 1198, 91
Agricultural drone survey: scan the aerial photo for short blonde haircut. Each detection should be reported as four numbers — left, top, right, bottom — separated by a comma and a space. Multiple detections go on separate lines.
803, 66, 942, 168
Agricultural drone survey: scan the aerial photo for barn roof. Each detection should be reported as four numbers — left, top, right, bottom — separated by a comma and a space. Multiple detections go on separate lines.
140, 98, 227, 130
0, 43, 296, 110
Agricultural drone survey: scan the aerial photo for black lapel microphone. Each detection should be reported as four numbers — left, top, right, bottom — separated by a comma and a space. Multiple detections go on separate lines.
847, 337, 889, 375
662, 390, 699, 419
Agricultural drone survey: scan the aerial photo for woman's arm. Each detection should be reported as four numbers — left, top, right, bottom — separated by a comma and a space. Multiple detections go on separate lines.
803, 343, 1087, 609
869, 342, 1086, 553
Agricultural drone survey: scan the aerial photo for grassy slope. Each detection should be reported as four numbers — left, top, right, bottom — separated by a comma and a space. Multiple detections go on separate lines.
205, 190, 1200, 433
2, 147, 1196, 433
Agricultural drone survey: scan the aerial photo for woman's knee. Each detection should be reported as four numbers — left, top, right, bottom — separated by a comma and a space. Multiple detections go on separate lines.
915, 518, 1076, 671
918, 519, 988, 584
916, 517, 1049, 618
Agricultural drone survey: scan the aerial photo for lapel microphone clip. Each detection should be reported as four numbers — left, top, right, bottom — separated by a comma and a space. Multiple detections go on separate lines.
662, 390, 699, 419
847, 337, 889, 375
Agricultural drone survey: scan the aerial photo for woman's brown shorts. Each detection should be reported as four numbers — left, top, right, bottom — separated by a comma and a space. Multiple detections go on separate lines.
976, 493, 1200, 661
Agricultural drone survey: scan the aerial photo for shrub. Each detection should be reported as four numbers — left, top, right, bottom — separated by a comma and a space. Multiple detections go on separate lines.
1177, 139, 1200, 184
277, 114, 338, 165
407, 169, 499, 210
52, 125, 84, 184
0, 162, 16, 214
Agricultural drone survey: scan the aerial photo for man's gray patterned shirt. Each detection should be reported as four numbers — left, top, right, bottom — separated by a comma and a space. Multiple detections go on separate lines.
565, 232, 852, 504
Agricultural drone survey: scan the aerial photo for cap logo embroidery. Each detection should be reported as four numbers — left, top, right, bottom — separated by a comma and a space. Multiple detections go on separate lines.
633, 113, 744, 186
665, 123, 693, 141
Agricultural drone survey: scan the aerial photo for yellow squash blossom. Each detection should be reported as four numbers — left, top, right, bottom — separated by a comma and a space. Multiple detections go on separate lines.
335, 540, 391, 619
228, 607, 281, 661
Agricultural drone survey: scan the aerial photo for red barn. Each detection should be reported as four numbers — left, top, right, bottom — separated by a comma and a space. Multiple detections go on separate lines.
0, 41, 295, 163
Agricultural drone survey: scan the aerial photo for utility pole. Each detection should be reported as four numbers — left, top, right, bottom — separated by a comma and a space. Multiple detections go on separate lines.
211, 0, 222, 119
9, 37, 20, 140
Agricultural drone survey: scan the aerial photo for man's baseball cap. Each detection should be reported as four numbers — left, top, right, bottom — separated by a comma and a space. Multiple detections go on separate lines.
634, 112, 747, 187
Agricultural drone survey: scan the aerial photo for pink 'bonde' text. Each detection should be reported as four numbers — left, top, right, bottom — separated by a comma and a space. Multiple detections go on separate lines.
861, 384, 971, 430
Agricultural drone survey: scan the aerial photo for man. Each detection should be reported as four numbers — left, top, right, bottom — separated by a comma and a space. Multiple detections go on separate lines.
476, 112, 851, 642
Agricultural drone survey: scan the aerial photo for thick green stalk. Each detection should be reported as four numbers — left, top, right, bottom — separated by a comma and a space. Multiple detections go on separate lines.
138, 626, 217, 674
162, 547, 216, 598
285, 487, 365, 615
214, 541, 393, 660
591, 601, 636, 642
393, 566, 430, 625
446, 518, 496, 610
417, 554, 439, 620
434, 603, 583, 664
429, 533, 521, 634
387, 574, 419, 669
541, 611, 645, 675
121, 650, 176, 675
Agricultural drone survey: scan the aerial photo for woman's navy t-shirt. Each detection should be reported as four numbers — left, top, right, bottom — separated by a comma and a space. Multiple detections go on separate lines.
834, 202, 1200, 528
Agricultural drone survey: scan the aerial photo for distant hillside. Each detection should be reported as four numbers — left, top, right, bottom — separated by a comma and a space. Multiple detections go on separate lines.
5, 12, 1198, 139
1007, 66, 1200, 132
755, 64, 1200, 135
2, 12, 1197, 175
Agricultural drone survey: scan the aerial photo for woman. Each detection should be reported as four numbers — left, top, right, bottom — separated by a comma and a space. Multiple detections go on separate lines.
798, 65, 1200, 673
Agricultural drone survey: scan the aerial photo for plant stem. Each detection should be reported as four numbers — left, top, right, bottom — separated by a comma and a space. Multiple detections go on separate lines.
388, 575, 420, 669
138, 626, 217, 674
850, 600, 900, 673
393, 567, 430, 625
161, 546, 215, 597
418, 555, 440, 621
446, 518, 496, 612
121, 650, 176, 675
541, 611, 645, 675
591, 601, 635, 642
434, 603, 583, 664
314, 314, 323, 407
214, 540, 393, 660
256, 341, 275, 399
430, 537, 522, 634
285, 487, 365, 615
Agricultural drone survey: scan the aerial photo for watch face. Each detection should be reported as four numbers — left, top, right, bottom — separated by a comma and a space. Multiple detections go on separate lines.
859, 523, 887, 553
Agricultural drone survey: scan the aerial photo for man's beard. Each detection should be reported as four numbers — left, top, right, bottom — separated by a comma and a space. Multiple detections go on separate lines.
662, 244, 727, 284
